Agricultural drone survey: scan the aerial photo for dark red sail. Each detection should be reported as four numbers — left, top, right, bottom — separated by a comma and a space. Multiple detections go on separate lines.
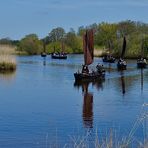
83, 29, 94, 65
121, 36, 126, 59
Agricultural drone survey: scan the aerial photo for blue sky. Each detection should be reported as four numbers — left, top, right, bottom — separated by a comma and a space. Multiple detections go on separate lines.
0, 0, 148, 39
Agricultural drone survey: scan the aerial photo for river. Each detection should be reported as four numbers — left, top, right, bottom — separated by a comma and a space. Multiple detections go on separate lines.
0, 54, 148, 147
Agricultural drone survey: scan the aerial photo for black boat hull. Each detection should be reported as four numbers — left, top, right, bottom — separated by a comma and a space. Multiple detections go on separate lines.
102, 57, 116, 63
137, 62, 147, 68
41, 52, 47, 57
74, 72, 105, 82
117, 62, 127, 70
51, 53, 67, 59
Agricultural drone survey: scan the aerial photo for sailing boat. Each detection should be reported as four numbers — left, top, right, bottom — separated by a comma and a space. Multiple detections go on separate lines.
117, 36, 127, 70
41, 42, 47, 57
137, 39, 147, 68
74, 29, 105, 82
51, 42, 67, 59
102, 41, 116, 63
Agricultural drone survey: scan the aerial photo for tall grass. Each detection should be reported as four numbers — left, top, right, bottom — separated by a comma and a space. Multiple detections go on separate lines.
46, 104, 148, 148
0, 45, 16, 71
67, 104, 148, 148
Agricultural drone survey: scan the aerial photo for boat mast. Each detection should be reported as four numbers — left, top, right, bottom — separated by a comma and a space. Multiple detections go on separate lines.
141, 38, 144, 58
61, 41, 65, 53
121, 36, 126, 59
53, 46, 56, 53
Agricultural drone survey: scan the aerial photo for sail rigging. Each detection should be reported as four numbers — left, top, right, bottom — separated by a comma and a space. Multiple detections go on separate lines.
83, 29, 94, 65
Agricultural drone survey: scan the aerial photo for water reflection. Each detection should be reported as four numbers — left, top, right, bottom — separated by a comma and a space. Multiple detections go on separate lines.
74, 80, 105, 92
0, 71, 16, 83
141, 69, 144, 91
108, 63, 112, 73
83, 91, 93, 128
74, 81, 93, 128
43, 57, 46, 66
120, 72, 126, 95
74, 80, 105, 128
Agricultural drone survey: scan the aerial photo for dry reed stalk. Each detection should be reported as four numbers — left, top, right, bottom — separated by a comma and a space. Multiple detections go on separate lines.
0, 45, 16, 71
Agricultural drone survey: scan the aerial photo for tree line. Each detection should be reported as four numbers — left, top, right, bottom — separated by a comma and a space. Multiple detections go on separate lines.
1, 20, 148, 58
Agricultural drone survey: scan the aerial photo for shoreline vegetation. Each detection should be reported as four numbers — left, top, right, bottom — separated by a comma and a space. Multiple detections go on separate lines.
45, 104, 148, 147
0, 20, 148, 59
0, 45, 16, 72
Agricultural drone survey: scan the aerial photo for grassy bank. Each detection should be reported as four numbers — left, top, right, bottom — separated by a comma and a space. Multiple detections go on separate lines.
0, 45, 17, 72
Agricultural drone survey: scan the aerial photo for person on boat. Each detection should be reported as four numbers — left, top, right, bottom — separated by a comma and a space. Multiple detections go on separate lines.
96, 63, 105, 73
82, 65, 89, 74
143, 58, 147, 63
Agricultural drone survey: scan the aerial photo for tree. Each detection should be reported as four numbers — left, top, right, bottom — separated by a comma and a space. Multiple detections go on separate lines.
48, 27, 65, 42
117, 20, 136, 37
65, 30, 82, 53
95, 22, 117, 50
77, 26, 86, 36
0, 37, 11, 45
18, 34, 42, 55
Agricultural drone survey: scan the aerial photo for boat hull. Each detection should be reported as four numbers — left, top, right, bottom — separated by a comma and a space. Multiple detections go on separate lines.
117, 62, 127, 70
102, 57, 116, 63
41, 52, 47, 57
137, 61, 147, 68
74, 72, 105, 82
51, 53, 67, 59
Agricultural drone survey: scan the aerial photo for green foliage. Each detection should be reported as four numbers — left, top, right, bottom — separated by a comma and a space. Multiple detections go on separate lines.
17, 34, 43, 55
2, 20, 148, 57
77, 26, 86, 36
46, 41, 61, 53
142, 35, 148, 58
49, 27, 65, 42
95, 22, 117, 51
117, 20, 137, 37
65, 31, 82, 53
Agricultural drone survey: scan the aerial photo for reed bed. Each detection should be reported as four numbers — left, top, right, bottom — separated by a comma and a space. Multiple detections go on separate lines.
0, 45, 16, 72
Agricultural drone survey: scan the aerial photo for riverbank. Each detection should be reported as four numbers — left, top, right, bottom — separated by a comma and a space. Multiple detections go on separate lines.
0, 45, 16, 72
1, 44, 146, 60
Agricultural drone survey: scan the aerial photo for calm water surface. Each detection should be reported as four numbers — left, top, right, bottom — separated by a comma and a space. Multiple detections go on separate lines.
0, 54, 148, 147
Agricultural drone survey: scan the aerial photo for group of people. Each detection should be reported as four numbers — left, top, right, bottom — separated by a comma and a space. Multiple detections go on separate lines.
118, 58, 127, 65
137, 57, 147, 63
81, 64, 105, 75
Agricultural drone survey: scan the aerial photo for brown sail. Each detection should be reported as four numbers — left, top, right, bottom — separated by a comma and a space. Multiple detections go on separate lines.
83, 29, 94, 65
121, 36, 126, 59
